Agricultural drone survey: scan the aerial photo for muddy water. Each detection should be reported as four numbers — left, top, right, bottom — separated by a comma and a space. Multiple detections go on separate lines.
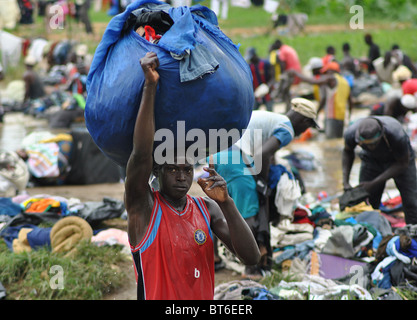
286, 137, 361, 199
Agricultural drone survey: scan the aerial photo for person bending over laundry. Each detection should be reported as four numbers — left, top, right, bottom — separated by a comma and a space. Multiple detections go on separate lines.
124, 52, 260, 300
342, 116, 417, 225
213, 98, 319, 278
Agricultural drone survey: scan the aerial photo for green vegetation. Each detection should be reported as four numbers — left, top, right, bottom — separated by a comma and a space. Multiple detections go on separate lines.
231, 27, 417, 67
201, 1, 417, 64
0, 239, 128, 300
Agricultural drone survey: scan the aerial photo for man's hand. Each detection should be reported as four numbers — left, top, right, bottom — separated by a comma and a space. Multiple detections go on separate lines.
358, 180, 376, 193
198, 155, 229, 203
343, 182, 353, 191
140, 52, 160, 85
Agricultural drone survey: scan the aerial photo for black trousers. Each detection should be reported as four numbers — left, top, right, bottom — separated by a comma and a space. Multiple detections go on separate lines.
359, 154, 417, 225
245, 193, 273, 270
76, 0, 93, 34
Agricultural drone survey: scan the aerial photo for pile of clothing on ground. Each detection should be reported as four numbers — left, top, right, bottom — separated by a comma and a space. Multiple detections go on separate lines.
0, 193, 129, 256
0, 129, 122, 195
215, 188, 417, 300
1, 37, 91, 129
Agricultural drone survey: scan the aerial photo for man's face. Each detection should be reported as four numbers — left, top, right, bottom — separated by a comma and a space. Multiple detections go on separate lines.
312, 68, 321, 76
293, 112, 316, 136
158, 160, 194, 199
358, 138, 382, 151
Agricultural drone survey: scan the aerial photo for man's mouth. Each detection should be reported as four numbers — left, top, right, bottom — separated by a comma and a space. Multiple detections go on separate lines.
173, 185, 188, 190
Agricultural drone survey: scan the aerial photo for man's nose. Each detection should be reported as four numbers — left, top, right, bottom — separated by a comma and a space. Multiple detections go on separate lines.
176, 170, 186, 180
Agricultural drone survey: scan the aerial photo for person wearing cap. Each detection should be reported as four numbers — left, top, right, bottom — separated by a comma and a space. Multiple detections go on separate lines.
322, 45, 336, 67
74, 44, 92, 70
22, 55, 46, 104
245, 47, 275, 112
342, 116, 417, 225
212, 97, 319, 278
305, 57, 323, 103
289, 61, 352, 139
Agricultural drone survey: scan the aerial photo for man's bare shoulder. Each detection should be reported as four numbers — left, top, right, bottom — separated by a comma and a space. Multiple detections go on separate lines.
198, 196, 223, 221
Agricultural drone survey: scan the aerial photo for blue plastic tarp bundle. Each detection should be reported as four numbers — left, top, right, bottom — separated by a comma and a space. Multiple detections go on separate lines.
85, 0, 254, 167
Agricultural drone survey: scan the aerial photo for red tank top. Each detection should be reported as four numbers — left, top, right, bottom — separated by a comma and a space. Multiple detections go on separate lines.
130, 191, 214, 300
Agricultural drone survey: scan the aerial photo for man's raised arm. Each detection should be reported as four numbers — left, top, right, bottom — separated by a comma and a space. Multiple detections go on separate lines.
124, 52, 160, 247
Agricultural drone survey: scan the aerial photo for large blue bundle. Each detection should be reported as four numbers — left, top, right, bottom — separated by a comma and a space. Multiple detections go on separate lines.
85, 0, 254, 167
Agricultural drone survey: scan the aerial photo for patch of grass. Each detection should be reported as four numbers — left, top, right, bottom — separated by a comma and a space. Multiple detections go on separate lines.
227, 23, 417, 66
0, 239, 128, 300
259, 268, 299, 288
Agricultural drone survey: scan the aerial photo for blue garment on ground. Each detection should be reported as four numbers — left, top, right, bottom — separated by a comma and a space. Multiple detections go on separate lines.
0, 225, 51, 251
395, 237, 417, 259
274, 240, 315, 265
378, 260, 396, 289
0, 198, 22, 217
85, 0, 254, 167
341, 216, 382, 250
26, 227, 51, 249
0, 224, 36, 251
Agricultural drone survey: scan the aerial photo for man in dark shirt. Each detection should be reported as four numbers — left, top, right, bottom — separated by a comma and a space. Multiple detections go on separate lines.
364, 34, 380, 73
342, 116, 417, 224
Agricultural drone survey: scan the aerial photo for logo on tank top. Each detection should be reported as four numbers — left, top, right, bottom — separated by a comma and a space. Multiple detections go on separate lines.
194, 229, 207, 245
